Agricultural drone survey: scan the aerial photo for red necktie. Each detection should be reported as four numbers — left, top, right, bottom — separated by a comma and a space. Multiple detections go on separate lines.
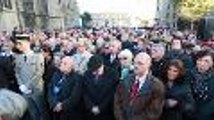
129, 79, 140, 104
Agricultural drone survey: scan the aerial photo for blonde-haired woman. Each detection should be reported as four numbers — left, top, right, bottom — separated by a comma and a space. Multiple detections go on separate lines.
118, 49, 134, 81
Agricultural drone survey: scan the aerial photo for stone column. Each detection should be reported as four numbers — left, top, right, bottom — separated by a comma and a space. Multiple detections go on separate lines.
0, 0, 20, 31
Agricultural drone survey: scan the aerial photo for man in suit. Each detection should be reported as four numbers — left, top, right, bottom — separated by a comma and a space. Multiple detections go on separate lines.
150, 42, 167, 80
103, 39, 122, 81
114, 52, 165, 120
48, 56, 82, 120
82, 55, 118, 120
72, 38, 93, 75
14, 34, 45, 120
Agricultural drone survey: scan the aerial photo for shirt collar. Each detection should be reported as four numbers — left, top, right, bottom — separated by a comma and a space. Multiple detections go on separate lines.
23, 50, 33, 56
136, 70, 149, 90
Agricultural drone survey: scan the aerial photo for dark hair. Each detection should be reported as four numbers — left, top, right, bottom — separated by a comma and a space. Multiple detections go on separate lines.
151, 39, 163, 44
162, 59, 185, 83
171, 38, 183, 45
42, 45, 54, 61
195, 49, 214, 63
87, 55, 104, 72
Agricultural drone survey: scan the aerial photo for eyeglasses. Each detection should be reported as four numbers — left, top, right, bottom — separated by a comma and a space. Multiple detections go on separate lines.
119, 57, 128, 60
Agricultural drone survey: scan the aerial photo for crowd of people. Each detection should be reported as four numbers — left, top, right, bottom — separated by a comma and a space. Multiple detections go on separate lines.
0, 26, 213, 120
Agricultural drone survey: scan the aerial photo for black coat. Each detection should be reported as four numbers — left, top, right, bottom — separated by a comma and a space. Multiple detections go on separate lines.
43, 59, 56, 97
0, 55, 19, 92
43, 59, 56, 119
43, 60, 56, 85
102, 54, 121, 81
189, 68, 214, 120
161, 79, 195, 120
151, 58, 167, 80
82, 67, 118, 120
48, 70, 83, 120
165, 50, 193, 71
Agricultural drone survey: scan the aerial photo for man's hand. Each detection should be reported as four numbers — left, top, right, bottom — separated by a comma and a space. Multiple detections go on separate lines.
166, 99, 178, 108
92, 106, 100, 115
53, 102, 63, 112
19, 85, 32, 95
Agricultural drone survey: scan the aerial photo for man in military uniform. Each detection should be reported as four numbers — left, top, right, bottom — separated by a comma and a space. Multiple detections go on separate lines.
14, 34, 45, 120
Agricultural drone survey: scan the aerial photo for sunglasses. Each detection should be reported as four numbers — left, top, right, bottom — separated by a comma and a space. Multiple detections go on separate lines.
119, 57, 128, 60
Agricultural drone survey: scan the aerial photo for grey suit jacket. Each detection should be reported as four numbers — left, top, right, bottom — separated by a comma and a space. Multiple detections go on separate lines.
15, 51, 44, 99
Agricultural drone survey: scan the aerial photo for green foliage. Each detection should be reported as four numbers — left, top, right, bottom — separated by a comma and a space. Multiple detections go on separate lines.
178, 0, 214, 21
80, 12, 92, 28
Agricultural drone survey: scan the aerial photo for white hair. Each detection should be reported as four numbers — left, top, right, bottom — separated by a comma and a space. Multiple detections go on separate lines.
0, 89, 28, 120
193, 45, 201, 51
151, 43, 166, 55
118, 49, 133, 62
136, 52, 152, 65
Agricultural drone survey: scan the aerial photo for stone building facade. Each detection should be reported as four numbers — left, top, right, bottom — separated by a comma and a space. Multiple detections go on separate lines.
0, 0, 80, 31
156, 0, 177, 29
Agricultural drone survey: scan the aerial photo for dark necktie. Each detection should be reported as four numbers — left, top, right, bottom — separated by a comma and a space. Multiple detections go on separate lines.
24, 55, 27, 62
54, 76, 65, 94
129, 79, 140, 104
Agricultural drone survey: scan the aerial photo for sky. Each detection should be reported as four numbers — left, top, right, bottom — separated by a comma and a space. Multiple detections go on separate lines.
77, 0, 157, 20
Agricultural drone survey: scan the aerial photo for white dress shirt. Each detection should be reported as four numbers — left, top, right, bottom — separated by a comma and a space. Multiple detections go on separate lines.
136, 70, 149, 90
110, 54, 116, 63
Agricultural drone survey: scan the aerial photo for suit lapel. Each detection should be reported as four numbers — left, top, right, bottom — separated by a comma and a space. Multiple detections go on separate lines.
139, 75, 153, 97
124, 74, 153, 99
123, 74, 135, 98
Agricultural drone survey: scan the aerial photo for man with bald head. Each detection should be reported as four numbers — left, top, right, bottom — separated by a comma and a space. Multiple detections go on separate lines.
48, 56, 82, 120
114, 52, 165, 120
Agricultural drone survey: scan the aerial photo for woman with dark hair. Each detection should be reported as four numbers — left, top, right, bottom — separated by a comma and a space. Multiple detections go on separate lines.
42, 45, 55, 80
41, 45, 56, 120
189, 49, 214, 120
82, 55, 118, 120
161, 59, 195, 120
42, 45, 56, 95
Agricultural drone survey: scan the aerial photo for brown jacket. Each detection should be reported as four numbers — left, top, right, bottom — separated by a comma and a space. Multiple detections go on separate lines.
114, 74, 165, 120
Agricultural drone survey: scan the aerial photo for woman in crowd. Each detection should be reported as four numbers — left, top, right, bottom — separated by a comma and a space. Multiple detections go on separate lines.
42, 45, 56, 120
161, 59, 195, 120
82, 55, 118, 120
189, 49, 214, 120
42, 45, 56, 93
118, 49, 134, 81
